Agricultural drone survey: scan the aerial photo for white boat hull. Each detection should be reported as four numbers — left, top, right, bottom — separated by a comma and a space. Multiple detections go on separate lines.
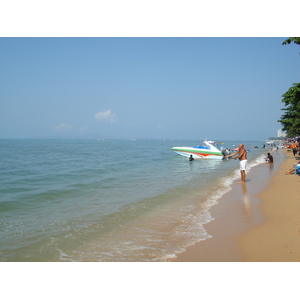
171, 146, 223, 160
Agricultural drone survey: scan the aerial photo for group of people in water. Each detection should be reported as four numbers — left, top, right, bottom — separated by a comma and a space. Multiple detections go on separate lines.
189, 143, 276, 183
188, 138, 300, 181
190, 144, 249, 183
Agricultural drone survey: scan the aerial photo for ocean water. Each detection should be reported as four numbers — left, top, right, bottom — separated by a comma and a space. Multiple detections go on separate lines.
0, 139, 273, 261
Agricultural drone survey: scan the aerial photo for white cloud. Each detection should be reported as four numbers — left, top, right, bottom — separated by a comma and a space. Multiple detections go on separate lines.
54, 123, 73, 130
95, 109, 118, 122
78, 125, 88, 132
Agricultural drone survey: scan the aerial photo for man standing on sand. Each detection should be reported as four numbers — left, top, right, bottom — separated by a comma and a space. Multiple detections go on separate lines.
226, 144, 247, 183
292, 141, 297, 157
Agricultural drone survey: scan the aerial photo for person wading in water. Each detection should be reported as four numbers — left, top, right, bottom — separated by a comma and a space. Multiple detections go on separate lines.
226, 144, 247, 183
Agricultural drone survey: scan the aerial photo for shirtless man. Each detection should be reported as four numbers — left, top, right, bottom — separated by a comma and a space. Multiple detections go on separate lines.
226, 144, 247, 183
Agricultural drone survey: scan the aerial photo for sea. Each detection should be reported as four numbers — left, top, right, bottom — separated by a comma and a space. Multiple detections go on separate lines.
0, 139, 276, 262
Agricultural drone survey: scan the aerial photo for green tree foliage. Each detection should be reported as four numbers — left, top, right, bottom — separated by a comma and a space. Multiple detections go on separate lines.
278, 38, 300, 137
282, 37, 300, 46
278, 83, 300, 137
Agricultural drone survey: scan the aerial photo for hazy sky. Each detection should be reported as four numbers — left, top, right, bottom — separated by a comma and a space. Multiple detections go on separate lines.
1, 37, 299, 140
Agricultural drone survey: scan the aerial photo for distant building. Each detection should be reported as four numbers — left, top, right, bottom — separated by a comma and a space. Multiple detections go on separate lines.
278, 129, 287, 138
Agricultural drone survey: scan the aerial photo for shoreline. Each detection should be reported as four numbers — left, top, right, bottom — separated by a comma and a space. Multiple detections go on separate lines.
174, 149, 299, 262
238, 151, 300, 261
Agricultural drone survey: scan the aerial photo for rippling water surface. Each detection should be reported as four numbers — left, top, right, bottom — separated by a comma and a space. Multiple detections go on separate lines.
0, 139, 271, 261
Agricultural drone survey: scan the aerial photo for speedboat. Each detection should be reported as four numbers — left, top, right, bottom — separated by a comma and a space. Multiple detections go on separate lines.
171, 140, 230, 160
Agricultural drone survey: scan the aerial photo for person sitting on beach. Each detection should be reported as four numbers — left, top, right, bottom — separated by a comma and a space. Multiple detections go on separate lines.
285, 163, 300, 175
285, 164, 296, 175
266, 153, 273, 163
225, 144, 247, 183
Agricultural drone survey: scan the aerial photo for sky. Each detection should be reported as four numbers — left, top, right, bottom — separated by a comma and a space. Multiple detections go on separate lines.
1, 37, 299, 140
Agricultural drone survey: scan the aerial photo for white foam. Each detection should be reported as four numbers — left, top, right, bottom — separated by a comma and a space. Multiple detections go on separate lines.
57, 248, 75, 262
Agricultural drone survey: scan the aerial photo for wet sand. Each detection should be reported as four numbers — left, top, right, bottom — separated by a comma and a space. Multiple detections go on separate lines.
174, 149, 300, 262
238, 151, 300, 261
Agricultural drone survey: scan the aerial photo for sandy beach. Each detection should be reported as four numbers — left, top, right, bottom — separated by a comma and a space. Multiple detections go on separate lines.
174, 149, 300, 262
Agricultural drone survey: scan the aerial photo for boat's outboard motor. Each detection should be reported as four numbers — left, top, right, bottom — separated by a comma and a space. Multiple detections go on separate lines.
221, 148, 231, 160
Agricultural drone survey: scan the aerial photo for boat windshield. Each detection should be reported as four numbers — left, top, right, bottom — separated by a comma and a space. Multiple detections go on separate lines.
193, 146, 209, 149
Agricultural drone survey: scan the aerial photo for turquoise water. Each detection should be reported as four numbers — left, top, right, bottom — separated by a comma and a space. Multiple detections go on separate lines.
0, 139, 271, 261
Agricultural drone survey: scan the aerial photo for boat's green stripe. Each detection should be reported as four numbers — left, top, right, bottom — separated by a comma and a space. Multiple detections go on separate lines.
172, 148, 222, 156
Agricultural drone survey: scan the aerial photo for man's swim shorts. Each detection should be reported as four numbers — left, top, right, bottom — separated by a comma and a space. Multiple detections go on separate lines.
240, 159, 247, 171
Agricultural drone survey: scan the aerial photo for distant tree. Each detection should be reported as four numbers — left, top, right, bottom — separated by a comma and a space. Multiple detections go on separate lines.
278, 38, 300, 137
282, 37, 300, 46
278, 83, 300, 137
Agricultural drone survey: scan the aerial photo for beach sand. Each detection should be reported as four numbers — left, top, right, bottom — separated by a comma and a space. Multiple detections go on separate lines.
174, 149, 300, 262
